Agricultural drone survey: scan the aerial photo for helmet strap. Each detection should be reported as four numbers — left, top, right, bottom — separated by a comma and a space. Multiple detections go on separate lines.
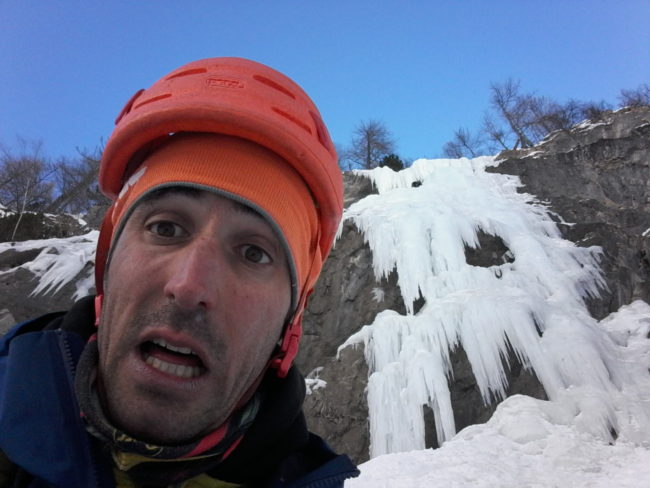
94, 294, 103, 328
270, 224, 322, 378
270, 288, 313, 378
95, 203, 117, 295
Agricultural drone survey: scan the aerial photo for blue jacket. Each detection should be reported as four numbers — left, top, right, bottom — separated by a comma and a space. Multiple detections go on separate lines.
0, 312, 359, 487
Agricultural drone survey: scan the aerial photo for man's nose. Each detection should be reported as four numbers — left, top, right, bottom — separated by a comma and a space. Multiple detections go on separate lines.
163, 238, 220, 310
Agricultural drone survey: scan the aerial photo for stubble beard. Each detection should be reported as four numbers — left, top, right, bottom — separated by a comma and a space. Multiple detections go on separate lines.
97, 302, 231, 445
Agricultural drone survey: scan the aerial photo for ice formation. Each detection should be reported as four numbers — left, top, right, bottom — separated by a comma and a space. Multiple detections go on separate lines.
339, 157, 648, 457
348, 301, 650, 487
0, 231, 98, 300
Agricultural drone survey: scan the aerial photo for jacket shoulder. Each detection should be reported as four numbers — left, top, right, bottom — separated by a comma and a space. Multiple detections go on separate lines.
270, 434, 359, 488
0, 298, 112, 488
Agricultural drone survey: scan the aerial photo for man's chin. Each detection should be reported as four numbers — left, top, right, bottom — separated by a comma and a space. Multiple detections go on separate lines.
111, 407, 212, 446
101, 385, 220, 446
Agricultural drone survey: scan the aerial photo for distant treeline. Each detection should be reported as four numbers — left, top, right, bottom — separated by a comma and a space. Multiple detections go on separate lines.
0, 139, 107, 215
442, 80, 650, 158
1, 82, 648, 216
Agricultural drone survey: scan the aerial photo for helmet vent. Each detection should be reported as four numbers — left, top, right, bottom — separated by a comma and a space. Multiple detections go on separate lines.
253, 75, 296, 100
133, 93, 172, 109
309, 111, 333, 153
114, 88, 145, 125
166, 67, 208, 80
272, 107, 312, 135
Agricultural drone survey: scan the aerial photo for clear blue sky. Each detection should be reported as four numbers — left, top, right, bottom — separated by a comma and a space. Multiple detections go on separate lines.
2, 1, 648, 162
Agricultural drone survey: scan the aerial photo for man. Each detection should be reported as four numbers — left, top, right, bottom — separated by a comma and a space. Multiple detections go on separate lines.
0, 58, 359, 487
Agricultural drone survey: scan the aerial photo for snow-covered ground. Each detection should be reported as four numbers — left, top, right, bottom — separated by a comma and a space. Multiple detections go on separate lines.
342, 157, 650, 486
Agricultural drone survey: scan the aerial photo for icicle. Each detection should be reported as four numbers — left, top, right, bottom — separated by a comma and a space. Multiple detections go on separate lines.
0, 231, 98, 297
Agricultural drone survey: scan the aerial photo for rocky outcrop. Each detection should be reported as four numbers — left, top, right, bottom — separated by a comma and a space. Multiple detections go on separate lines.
491, 106, 650, 319
0, 211, 88, 243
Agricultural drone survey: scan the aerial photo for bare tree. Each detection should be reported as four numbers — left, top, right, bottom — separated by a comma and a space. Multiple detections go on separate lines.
582, 100, 613, 121
47, 150, 106, 214
619, 83, 650, 107
441, 78, 631, 157
347, 120, 396, 169
443, 127, 484, 158
489, 79, 536, 149
0, 139, 54, 212
481, 114, 510, 152
528, 97, 566, 138
335, 143, 354, 171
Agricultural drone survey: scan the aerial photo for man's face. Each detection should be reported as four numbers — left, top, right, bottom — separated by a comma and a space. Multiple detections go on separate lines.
97, 188, 291, 445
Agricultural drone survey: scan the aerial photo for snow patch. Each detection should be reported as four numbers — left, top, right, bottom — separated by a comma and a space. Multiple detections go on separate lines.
371, 287, 385, 303
305, 367, 327, 395
575, 120, 608, 131
347, 394, 650, 488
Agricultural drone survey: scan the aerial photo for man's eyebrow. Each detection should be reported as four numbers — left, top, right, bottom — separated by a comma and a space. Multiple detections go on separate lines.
138, 186, 267, 222
228, 198, 266, 221
139, 186, 203, 205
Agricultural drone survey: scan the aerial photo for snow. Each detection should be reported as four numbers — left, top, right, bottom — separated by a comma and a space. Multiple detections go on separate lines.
371, 287, 385, 303
305, 378, 327, 395
574, 120, 608, 131
347, 301, 650, 487
305, 367, 327, 395
0, 231, 98, 300
339, 157, 650, 470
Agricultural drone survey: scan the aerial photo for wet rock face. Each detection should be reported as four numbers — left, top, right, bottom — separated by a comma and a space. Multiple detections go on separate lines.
302, 345, 370, 464
490, 106, 650, 319
0, 309, 16, 336
296, 172, 402, 368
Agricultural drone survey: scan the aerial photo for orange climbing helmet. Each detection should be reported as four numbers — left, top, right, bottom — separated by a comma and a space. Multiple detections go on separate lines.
96, 57, 343, 377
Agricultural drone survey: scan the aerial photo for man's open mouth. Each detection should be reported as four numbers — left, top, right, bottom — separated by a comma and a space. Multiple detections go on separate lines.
140, 338, 207, 379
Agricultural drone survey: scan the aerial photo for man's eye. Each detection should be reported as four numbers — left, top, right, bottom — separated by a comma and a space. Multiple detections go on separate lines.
241, 244, 271, 264
148, 221, 186, 238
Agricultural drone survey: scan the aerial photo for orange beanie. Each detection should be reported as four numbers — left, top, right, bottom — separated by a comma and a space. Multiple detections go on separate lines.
107, 132, 319, 314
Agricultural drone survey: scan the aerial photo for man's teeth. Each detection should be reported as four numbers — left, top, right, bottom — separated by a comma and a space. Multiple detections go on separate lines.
145, 355, 202, 378
152, 337, 196, 355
